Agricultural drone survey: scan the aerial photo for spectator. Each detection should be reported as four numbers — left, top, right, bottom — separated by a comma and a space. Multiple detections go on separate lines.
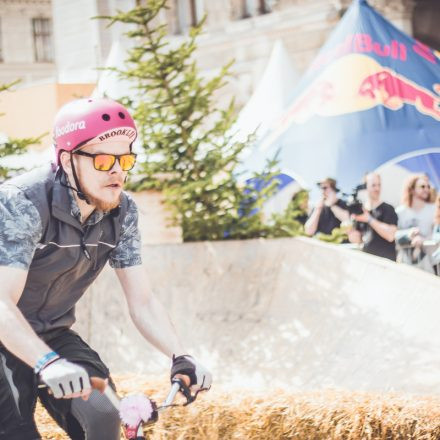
305, 178, 349, 236
395, 174, 436, 272
291, 189, 309, 225
432, 193, 440, 240
347, 172, 398, 260
430, 193, 440, 274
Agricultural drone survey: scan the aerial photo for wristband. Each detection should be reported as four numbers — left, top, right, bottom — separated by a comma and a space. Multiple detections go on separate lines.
367, 214, 374, 225
34, 351, 60, 374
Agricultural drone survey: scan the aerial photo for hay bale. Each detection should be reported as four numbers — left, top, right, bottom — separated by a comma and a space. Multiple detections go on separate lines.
35, 375, 440, 439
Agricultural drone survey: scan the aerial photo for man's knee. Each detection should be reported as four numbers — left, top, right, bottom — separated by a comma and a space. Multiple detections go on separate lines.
70, 389, 120, 440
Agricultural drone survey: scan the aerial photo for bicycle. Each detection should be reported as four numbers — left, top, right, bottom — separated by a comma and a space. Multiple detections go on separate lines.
88, 376, 199, 439
40, 375, 201, 440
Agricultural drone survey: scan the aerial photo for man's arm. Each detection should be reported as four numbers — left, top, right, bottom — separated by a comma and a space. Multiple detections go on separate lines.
354, 208, 397, 243
304, 205, 323, 236
331, 204, 350, 223
115, 265, 186, 358
0, 266, 53, 367
116, 265, 212, 391
368, 217, 397, 242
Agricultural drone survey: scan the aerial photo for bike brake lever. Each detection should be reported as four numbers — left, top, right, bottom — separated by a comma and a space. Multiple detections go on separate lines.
171, 377, 196, 406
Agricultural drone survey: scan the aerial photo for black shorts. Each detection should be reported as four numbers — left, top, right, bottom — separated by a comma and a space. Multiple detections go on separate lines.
0, 328, 114, 440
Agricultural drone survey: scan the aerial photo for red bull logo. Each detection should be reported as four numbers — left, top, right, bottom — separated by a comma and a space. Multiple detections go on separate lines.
359, 69, 440, 119
259, 54, 440, 152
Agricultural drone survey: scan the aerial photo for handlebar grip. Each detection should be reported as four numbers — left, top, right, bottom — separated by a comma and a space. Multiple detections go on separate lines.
89, 377, 121, 411
172, 377, 196, 406
90, 376, 107, 393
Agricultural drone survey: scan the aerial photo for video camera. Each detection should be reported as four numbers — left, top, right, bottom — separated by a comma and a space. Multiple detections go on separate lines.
341, 183, 367, 233
342, 183, 366, 216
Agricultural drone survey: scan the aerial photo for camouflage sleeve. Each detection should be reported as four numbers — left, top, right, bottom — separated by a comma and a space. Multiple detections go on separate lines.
109, 193, 143, 269
0, 186, 43, 269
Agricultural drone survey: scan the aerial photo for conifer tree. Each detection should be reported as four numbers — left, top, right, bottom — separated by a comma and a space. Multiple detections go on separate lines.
100, 0, 305, 241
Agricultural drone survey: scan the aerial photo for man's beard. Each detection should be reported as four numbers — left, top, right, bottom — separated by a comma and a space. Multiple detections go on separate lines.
84, 189, 121, 212
416, 193, 430, 203
77, 173, 122, 212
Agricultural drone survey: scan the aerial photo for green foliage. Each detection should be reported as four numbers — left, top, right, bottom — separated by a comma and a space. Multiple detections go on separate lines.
315, 226, 349, 244
0, 80, 44, 182
100, 0, 305, 241
0, 137, 44, 182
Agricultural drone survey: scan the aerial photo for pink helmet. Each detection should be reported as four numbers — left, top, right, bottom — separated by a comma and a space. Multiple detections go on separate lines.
53, 98, 137, 165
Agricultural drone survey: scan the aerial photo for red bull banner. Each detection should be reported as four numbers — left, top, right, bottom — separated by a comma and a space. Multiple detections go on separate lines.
245, 0, 440, 192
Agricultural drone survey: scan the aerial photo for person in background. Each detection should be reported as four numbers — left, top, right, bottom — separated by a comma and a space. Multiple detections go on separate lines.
291, 189, 309, 225
304, 178, 349, 236
430, 193, 440, 274
347, 172, 398, 260
395, 174, 436, 272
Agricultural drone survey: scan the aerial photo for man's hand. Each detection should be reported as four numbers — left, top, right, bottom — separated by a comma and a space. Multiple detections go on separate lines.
409, 227, 420, 240
316, 197, 325, 209
171, 355, 212, 392
352, 209, 370, 224
348, 228, 362, 244
411, 234, 424, 248
39, 358, 91, 399
324, 192, 337, 207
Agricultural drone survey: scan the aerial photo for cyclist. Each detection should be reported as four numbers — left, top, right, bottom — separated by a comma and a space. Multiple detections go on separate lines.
0, 98, 212, 440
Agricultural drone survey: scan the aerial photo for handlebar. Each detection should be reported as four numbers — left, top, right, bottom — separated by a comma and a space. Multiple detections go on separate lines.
40, 375, 200, 439
89, 376, 195, 410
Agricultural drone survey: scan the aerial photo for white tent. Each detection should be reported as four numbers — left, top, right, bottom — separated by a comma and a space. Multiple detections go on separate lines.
234, 40, 302, 216
234, 39, 299, 145
92, 38, 135, 100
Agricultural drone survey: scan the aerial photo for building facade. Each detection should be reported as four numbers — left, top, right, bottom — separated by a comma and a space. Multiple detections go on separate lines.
0, 0, 439, 130
0, 0, 55, 84
1, 1, 439, 86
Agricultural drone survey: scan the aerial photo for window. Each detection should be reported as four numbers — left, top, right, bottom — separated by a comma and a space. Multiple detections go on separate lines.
241, 0, 273, 19
32, 18, 54, 62
175, 0, 204, 34
413, 0, 440, 51
258, 0, 272, 15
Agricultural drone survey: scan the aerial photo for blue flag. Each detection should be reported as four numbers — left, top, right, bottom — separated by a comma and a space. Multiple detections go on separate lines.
243, 0, 440, 193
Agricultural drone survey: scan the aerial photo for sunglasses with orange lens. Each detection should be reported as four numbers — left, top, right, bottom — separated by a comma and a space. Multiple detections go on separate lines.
74, 151, 137, 171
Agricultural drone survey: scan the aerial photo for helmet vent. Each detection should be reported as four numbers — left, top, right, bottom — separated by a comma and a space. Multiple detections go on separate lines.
102, 113, 111, 121
118, 112, 126, 119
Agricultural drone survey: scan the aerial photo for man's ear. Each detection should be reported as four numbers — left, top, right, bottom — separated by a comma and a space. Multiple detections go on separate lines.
59, 151, 72, 173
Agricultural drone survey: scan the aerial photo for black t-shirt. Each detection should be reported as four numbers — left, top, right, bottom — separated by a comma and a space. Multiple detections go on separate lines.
362, 202, 398, 261
315, 199, 348, 235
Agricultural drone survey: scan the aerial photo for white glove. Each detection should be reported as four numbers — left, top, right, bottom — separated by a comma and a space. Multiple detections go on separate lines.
171, 355, 212, 392
39, 358, 91, 399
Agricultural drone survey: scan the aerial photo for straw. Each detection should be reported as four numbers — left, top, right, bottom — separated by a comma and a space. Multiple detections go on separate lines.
35, 375, 440, 440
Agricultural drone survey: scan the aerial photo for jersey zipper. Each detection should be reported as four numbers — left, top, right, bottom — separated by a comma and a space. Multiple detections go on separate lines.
35, 229, 90, 332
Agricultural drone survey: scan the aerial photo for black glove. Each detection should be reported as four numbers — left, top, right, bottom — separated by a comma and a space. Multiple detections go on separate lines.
171, 354, 212, 391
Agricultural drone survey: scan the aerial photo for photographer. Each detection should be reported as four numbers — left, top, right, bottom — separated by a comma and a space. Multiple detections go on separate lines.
305, 178, 349, 236
347, 172, 398, 261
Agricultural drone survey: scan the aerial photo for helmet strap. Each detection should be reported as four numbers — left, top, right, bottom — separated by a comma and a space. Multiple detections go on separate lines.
68, 152, 92, 205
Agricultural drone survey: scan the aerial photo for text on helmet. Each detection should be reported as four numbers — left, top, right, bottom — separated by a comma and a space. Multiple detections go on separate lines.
55, 121, 86, 138
98, 128, 136, 142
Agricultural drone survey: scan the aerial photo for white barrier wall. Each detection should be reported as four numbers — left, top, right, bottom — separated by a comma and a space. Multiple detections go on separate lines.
74, 237, 440, 393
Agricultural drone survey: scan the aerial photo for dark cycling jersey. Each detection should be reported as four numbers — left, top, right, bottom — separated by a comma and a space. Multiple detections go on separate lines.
0, 165, 142, 333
